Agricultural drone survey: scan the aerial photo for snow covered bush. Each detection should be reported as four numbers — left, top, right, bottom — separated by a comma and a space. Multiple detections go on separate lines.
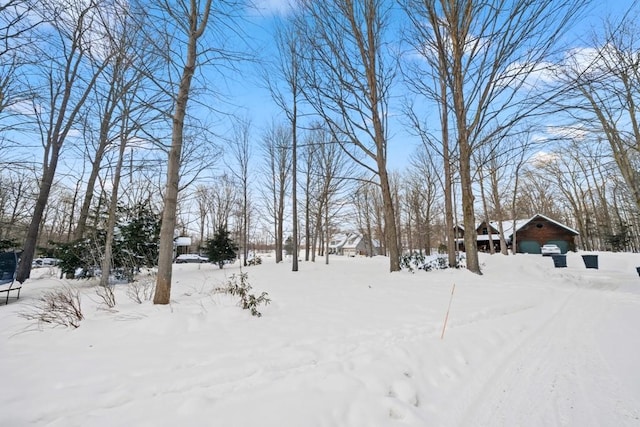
400, 252, 466, 273
19, 286, 84, 328
400, 252, 426, 272
247, 256, 262, 266
215, 272, 270, 317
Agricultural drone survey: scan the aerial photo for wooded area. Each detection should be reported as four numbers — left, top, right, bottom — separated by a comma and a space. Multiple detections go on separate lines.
1, 1, 639, 302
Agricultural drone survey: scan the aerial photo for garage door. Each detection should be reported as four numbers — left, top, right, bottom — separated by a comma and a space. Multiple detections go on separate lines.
546, 240, 569, 254
519, 240, 541, 254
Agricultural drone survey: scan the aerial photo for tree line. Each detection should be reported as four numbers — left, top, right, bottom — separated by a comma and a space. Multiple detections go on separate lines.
1, 0, 639, 304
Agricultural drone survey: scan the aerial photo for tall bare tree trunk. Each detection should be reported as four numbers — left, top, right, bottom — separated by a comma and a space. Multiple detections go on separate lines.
440, 81, 457, 267
291, 100, 298, 271
451, 16, 481, 274
478, 167, 495, 255
154, 0, 213, 304
100, 119, 129, 287
74, 84, 117, 240
489, 160, 509, 255
324, 201, 329, 265
305, 174, 311, 261
17, 160, 57, 282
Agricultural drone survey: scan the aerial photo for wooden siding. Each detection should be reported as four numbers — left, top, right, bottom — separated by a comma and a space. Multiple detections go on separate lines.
516, 217, 577, 253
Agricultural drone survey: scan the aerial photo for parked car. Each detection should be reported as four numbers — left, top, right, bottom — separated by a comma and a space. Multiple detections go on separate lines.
541, 244, 561, 256
175, 254, 209, 263
31, 257, 61, 268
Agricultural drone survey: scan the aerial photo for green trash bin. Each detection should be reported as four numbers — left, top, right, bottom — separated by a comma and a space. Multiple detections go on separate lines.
551, 254, 567, 268
582, 254, 598, 269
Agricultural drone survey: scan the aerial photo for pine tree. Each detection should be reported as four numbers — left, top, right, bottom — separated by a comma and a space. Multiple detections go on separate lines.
284, 235, 293, 256
206, 226, 238, 269
118, 202, 161, 268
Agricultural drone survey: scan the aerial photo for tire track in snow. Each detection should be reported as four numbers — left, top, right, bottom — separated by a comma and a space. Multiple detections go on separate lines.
458, 277, 640, 426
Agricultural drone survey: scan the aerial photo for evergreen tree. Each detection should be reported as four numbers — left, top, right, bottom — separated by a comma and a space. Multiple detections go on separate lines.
284, 235, 293, 256
605, 222, 631, 252
206, 226, 238, 269
118, 202, 161, 268
49, 202, 161, 281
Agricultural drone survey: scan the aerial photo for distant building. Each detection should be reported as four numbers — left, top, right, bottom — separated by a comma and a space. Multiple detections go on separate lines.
454, 214, 579, 254
329, 232, 381, 256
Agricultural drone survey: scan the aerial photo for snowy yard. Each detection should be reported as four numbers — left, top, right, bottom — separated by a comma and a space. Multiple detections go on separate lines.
2, 252, 640, 426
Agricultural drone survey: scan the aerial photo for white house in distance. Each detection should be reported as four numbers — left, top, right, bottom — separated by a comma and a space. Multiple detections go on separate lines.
329, 232, 380, 257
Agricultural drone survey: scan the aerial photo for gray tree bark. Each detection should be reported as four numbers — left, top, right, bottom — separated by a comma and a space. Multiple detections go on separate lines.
154, 0, 213, 304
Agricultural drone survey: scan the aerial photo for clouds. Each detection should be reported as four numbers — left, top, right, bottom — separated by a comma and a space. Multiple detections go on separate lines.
563, 46, 601, 73
544, 124, 589, 141
252, 0, 294, 16
528, 150, 558, 167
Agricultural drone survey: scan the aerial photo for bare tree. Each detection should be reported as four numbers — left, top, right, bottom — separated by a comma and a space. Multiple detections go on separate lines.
73, 1, 154, 241
0, 169, 37, 242
16, 0, 113, 283
407, 150, 439, 255
402, 0, 588, 273
353, 181, 377, 257
100, 106, 135, 287
473, 135, 533, 256
559, 14, 640, 212
98, 3, 153, 286
0, 0, 40, 139
194, 185, 211, 248
152, 0, 223, 305
295, 0, 401, 272
306, 127, 354, 264
260, 123, 292, 264
209, 173, 238, 233
265, 17, 304, 271
301, 132, 318, 261
227, 117, 253, 266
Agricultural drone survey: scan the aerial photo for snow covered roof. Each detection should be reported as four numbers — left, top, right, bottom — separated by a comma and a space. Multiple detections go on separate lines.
457, 214, 579, 237
328, 233, 350, 249
521, 214, 579, 235
342, 234, 363, 249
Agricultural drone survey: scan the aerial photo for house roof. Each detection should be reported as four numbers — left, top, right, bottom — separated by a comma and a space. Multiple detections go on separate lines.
512, 214, 579, 236
456, 213, 579, 238
489, 219, 530, 238
328, 233, 349, 249
329, 233, 381, 250
342, 234, 363, 249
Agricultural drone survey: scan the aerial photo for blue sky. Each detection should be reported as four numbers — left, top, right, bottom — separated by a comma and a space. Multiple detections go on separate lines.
217, 0, 638, 172
10, 0, 636, 184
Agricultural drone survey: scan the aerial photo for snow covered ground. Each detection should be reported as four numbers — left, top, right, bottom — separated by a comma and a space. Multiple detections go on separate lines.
2, 251, 640, 426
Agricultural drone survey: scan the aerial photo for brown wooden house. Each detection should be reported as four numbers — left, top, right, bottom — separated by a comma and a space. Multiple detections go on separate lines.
512, 214, 579, 254
454, 214, 579, 254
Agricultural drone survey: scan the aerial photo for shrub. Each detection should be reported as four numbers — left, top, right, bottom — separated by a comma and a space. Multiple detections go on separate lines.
96, 284, 117, 310
247, 256, 262, 266
215, 272, 270, 317
400, 252, 425, 273
400, 252, 466, 273
126, 278, 155, 304
19, 286, 84, 328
